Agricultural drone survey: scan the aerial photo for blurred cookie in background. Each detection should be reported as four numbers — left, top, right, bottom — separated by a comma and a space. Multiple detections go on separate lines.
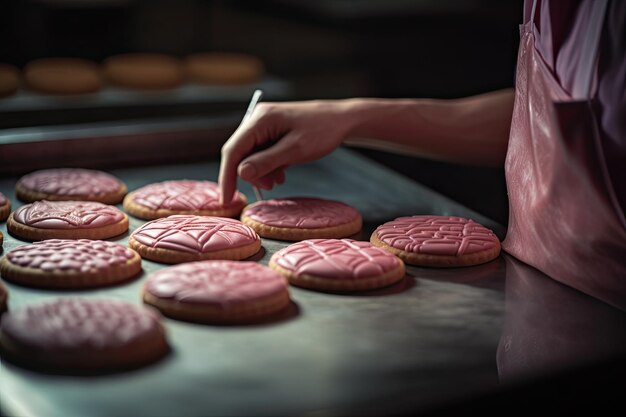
0, 63, 20, 97
103, 53, 184, 90
24, 58, 102, 95
184, 52, 264, 85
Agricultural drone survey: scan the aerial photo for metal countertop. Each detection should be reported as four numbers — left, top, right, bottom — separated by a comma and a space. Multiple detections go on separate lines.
1, 148, 624, 417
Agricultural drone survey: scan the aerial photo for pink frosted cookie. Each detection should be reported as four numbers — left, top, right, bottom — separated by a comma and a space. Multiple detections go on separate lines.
143, 261, 290, 323
129, 215, 261, 264
16, 168, 127, 204
0, 239, 141, 289
7, 200, 128, 241
241, 197, 362, 241
269, 239, 405, 291
0, 298, 169, 372
123, 180, 247, 220
0, 192, 10, 222
371, 215, 501, 267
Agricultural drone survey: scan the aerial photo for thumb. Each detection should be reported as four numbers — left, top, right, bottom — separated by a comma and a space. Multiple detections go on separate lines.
237, 133, 299, 183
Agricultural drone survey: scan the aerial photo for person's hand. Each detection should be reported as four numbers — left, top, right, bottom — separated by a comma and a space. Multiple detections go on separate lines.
218, 100, 354, 204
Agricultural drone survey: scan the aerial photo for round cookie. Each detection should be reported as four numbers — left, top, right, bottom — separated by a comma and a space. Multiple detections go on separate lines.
129, 215, 261, 264
270, 239, 405, 292
0, 298, 169, 372
8, 200, 129, 241
124, 180, 246, 220
241, 197, 362, 241
0, 239, 141, 289
0, 192, 10, 221
104, 53, 184, 90
0, 63, 20, 97
24, 58, 102, 95
184, 52, 264, 85
0, 281, 7, 314
371, 215, 501, 267
143, 261, 290, 324
16, 168, 127, 204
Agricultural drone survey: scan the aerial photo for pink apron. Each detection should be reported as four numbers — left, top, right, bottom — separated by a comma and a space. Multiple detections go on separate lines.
503, 0, 626, 310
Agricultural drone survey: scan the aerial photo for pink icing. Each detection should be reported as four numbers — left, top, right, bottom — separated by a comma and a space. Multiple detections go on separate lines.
7, 239, 135, 273
271, 239, 401, 279
375, 216, 499, 256
13, 201, 125, 229
244, 197, 360, 228
130, 180, 244, 210
0, 192, 7, 206
144, 261, 287, 305
131, 215, 259, 254
18, 168, 123, 196
0, 298, 162, 350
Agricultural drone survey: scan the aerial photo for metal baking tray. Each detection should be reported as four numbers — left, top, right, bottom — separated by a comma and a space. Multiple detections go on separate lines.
0, 78, 291, 129
1, 147, 623, 416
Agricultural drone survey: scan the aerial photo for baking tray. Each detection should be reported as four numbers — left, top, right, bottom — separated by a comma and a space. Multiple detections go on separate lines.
0, 77, 291, 129
1, 148, 623, 416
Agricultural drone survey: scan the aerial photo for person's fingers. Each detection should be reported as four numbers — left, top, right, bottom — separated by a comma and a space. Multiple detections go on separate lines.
218, 107, 283, 204
218, 149, 240, 205
238, 134, 301, 183
254, 175, 275, 190
274, 168, 286, 185
252, 167, 286, 190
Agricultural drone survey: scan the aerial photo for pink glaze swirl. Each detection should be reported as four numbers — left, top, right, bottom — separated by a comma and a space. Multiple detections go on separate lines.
374, 215, 499, 256
244, 197, 360, 228
130, 180, 244, 210
0, 298, 162, 350
131, 215, 259, 254
13, 200, 125, 229
271, 239, 402, 279
0, 192, 7, 206
145, 261, 287, 305
6, 239, 135, 273
18, 168, 123, 196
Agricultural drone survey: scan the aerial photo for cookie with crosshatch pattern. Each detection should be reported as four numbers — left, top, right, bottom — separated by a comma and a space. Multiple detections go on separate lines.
143, 261, 290, 324
129, 215, 261, 264
7, 200, 128, 241
16, 168, 127, 204
0, 239, 141, 289
123, 180, 247, 220
269, 239, 405, 291
370, 215, 501, 267
241, 197, 362, 241
0, 298, 169, 372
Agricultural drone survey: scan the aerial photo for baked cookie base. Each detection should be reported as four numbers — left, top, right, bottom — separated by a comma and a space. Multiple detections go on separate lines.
0, 251, 142, 289
123, 193, 246, 220
370, 233, 501, 267
241, 215, 362, 241
143, 289, 290, 324
16, 183, 127, 205
0, 201, 11, 222
7, 213, 129, 241
0, 281, 7, 315
128, 235, 261, 264
0, 322, 169, 372
269, 260, 405, 292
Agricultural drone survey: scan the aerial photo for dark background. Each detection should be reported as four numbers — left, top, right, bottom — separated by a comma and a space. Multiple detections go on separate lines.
0, 0, 522, 225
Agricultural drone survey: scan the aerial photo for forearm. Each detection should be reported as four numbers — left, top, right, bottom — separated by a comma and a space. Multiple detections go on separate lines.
341, 88, 515, 167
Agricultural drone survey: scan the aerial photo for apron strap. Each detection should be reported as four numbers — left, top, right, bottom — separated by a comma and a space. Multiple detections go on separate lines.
530, 0, 539, 25
573, 0, 609, 99
528, 0, 609, 99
